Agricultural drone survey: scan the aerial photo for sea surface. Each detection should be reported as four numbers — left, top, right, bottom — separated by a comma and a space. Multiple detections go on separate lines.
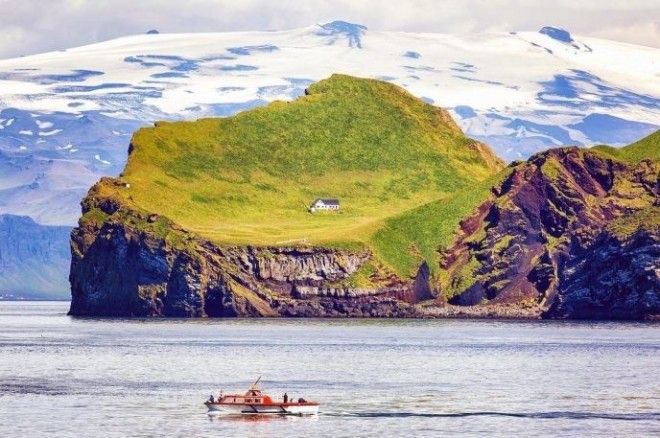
0, 301, 658, 437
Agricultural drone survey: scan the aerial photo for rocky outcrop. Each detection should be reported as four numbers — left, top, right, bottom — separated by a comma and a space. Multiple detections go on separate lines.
439, 147, 659, 319
547, 226, 659, 319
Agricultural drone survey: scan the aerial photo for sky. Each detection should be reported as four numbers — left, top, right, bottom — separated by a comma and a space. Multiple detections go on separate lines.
1, 0, 658, 59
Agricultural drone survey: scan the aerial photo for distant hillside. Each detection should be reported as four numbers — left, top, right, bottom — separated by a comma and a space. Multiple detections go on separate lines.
0, 215, 71, 299
592, 129, 660, 163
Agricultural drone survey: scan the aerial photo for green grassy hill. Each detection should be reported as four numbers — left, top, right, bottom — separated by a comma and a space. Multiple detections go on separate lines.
592, 129, 659, 163
592, 130, 659, 239
105, 74, 503, 275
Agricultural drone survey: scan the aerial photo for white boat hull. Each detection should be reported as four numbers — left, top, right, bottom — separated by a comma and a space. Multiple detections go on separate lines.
206, 402, 318, 415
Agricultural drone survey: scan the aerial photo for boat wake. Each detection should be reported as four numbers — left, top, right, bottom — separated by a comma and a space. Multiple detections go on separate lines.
323, 411, 660, 421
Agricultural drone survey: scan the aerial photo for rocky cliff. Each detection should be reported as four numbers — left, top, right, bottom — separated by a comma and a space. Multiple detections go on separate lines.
439, 147, 659, 319
69, 181, 424, 317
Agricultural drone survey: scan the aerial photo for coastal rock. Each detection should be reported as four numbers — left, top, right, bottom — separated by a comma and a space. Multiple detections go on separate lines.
439, 147, 659, 319
69, 187, 424, 317
547, 228, 660, 319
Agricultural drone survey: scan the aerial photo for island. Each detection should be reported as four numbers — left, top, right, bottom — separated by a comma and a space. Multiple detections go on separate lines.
69, 75, 659, 319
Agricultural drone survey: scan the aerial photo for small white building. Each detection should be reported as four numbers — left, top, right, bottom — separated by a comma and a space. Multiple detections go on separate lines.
309, 198, 340, 212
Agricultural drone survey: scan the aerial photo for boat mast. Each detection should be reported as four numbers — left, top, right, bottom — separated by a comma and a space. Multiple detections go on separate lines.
250, 375, 262, 390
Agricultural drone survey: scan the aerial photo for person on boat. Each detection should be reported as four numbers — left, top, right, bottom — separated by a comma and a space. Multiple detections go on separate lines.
283, 393, 288, 403
209, 395, 214, 403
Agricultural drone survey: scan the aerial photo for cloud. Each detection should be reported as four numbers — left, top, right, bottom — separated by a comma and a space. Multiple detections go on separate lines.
0, 0, 657, 59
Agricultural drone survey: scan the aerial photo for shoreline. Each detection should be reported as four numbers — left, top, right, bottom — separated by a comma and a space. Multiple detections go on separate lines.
5, 300, 657, 322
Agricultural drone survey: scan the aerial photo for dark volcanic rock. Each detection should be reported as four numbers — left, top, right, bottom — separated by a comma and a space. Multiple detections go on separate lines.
439, 147, 659, 319
547, 228, 660, 319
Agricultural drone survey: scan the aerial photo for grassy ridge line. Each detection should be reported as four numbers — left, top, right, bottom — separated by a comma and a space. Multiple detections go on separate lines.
591, 129, 659, 163
372, 172, 508, 276
375, 128, 660, 276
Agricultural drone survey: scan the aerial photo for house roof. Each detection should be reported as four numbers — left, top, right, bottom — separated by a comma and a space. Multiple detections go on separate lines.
312, 198, 340, 205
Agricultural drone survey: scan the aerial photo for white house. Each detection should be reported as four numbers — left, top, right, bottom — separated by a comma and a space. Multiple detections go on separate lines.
309, 198, 340, 212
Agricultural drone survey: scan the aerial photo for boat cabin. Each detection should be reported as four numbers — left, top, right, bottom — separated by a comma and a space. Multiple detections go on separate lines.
221, 388, 273, 405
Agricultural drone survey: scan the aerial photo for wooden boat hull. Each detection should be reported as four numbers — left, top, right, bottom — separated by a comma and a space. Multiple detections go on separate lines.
205, 401, 319, 415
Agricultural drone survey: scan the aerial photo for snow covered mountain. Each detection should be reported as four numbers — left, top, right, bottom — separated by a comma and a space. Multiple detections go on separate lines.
0, 21, 658, 297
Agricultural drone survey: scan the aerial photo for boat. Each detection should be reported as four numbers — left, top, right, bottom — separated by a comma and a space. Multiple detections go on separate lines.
205, 377, 319, 415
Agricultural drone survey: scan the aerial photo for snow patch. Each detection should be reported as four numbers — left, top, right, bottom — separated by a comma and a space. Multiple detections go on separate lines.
38, 129, 62, 136
35, 120, 53, 129
94, 154, 111, 165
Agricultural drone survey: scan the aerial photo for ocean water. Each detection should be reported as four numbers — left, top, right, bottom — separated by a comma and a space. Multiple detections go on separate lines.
0, 301, 658, 437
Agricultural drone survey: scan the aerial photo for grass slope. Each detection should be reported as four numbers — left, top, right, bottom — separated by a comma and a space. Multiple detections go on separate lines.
112, 74, 503, 274
592, 129, 659, 163
372, 172, 508, 276
593, 130, 660, 240
379, 130, 660, 276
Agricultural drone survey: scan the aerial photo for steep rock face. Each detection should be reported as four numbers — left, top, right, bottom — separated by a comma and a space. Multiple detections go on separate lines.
440, 148, 659, 319
548, 228, 659, 319
69, 182, 423, 317
227, 246, 368, 283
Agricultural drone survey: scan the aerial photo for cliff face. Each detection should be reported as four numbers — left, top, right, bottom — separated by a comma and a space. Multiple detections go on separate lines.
439, 147, 659, 319
69, 185, 425, 317
547, 226, 659, 319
